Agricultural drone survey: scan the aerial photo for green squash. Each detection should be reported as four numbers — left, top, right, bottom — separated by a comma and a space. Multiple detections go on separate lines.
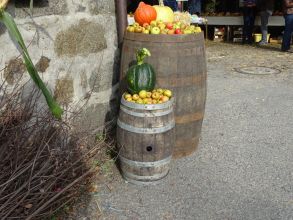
126, 48, 156, 94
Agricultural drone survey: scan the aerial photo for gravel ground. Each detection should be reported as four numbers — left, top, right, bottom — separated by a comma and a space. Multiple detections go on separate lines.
68, 42, 293, 220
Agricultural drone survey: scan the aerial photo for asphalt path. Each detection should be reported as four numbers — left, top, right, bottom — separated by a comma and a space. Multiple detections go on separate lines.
84, 42, 293, 220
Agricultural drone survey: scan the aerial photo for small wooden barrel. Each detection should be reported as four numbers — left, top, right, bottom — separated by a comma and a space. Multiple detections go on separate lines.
117, 97, 175, 185
120, 32, 207, 158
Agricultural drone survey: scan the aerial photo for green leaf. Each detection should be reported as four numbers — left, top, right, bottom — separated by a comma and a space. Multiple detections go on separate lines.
30, 0, 34, 15
0, 10, 63, 119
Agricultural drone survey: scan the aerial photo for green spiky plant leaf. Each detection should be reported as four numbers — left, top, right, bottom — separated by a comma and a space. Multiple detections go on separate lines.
30, 0, 33, 15
0, 9, 63, 119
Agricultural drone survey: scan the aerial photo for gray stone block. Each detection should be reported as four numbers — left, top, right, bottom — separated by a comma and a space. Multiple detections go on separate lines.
89, 0, 115, 15
74, 101, 118, 133
54, 19, 107, 57
15, 0, 68, 18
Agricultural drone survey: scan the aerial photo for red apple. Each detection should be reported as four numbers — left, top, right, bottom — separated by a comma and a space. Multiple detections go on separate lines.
175, 29, 182, 34
166, 22, 173, 30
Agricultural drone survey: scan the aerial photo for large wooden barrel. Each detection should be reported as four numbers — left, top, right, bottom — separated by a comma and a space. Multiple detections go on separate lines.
120, 32, 207, 158
117, 96, 175, 185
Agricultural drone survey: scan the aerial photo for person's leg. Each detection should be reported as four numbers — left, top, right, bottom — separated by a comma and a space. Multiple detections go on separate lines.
163, 0, 178, 11
247, 7, 256, 44
260, 10, 270, 43
242, 7, 250, 43
194, 0, 201, 14
282, 14, 293, 51
188, 0, 201, 15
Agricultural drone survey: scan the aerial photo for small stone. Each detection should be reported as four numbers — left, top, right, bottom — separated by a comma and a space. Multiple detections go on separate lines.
35, 56, 51, 73
4, 58, 26, 85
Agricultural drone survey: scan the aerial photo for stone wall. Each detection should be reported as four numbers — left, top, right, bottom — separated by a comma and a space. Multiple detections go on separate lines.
0, 0, 119, 130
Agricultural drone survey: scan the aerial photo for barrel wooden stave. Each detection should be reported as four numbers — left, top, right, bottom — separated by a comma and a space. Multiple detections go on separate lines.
120, 32, 207, 158
117, 98, 175, 184
118, 129, 174, 179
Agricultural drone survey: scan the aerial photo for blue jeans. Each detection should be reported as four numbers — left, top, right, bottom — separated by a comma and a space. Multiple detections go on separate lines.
163, 0, 178, 11
242, 7, 256, 43
188, 0, 201, 15
282, 14, 293, 51
260, 10, 272, 42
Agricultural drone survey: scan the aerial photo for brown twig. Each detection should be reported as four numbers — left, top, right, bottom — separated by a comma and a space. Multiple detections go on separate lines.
25, 169, 93, 220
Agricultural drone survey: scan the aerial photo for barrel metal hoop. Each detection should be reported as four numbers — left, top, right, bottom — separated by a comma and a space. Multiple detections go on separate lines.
120, 105, 173, 118
122, 170, 169, 182
117, 120, 175, 134
121, 97, 174, 110
119, 155, 172, 168
123, 174, 168, 186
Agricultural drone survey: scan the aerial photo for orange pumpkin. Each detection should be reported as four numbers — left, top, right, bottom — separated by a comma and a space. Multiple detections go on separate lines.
134, 2, 157, 26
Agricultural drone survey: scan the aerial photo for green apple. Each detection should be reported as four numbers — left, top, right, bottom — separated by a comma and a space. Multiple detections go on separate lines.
151, 27, 161, 34
150, 20, 157, 27
134, 26, 143, 33
161, 29, 168, 34
157, 20, 164, 25
133, 22, 140, 27
189, 25, 196, 31
143, 29, 150, 34
180, 24, 187, 30
127, 26, 135, 33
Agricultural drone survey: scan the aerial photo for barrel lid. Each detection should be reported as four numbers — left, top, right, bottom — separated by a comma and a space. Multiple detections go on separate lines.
124, 31, 204, 43
121, 95, 175, 110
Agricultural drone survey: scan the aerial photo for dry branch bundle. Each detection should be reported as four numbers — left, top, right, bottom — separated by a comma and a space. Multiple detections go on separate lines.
0, 81, 108, 219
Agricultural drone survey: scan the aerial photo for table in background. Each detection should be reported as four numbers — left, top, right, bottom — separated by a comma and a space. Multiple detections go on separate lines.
199, 16, 285, 41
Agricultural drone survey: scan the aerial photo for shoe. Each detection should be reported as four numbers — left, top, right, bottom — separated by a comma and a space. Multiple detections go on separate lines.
258, 40, 268, 45
281, 48, 293, 53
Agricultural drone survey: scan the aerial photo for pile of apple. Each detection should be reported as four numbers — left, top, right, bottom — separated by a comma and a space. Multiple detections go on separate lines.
124, 88, 172, 104
127, 21, 202, 35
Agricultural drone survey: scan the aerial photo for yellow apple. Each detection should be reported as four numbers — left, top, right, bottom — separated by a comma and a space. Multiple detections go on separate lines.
132, 94, 139, 101
146, 92, 152, 98
136, 98, 144, 104
139, 90, 147, 99
163, 89, 172, 98
152, 92, 160, 100
126, 97, 133, 102
156, 88, 163, 94
124, 93, 132, 99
